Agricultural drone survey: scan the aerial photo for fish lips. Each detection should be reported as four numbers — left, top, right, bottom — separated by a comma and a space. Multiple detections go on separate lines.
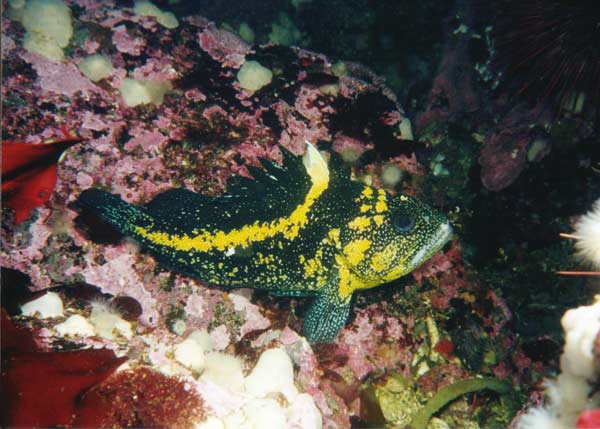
408, 222, 454, 270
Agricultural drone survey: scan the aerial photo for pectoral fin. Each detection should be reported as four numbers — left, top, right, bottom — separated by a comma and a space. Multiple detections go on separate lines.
303, 275, 352, 344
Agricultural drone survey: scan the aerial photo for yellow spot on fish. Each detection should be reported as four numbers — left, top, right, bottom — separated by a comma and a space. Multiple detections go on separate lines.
373, 215, 384, 226
336, 254, 365, 299
360, 204, 371, 213
326, 228, 341, 247
368, 242, 412, 282
257, 252, 277, 265
348, 216, 371, 230
343, 239, 372, 266
303, 249, 325, 277
375, 200, 388, 213
370, 242, 400, 273
375, 192, 388, 213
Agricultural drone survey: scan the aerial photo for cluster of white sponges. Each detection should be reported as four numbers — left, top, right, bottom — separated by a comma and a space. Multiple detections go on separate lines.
133, 1, 178, 29
172, 335, 322, 429
8, 0, 178, 62
8, 0, 73, 61
574, 199, 600, 268
517, 199, 600, 429
20, 293, 133, 341
19, 291, 322, 428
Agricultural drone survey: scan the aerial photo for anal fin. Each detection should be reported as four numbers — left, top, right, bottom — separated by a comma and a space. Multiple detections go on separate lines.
269, 290, 315, 298
302, 274, 352, 344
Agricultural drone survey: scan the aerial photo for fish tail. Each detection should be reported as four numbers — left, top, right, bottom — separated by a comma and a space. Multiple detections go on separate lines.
77, 188, 151, 235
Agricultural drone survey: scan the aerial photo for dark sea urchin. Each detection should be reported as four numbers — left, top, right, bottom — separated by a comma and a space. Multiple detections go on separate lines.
493, 0, 600, 116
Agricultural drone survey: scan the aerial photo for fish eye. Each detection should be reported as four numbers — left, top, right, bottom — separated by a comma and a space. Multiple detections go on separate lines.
393, 213, 415, 233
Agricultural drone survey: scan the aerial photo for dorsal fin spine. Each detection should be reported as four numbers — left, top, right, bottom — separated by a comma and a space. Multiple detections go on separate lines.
303, 140, 330, 189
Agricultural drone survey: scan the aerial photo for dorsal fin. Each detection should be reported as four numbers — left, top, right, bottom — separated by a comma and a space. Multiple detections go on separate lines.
303, 140, 329, 189
143, 144, 319, 235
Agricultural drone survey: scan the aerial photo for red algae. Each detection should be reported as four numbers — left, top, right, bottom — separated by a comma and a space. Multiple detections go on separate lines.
73, 366, 206, 429
577, 409, 600, 429
198, 23, 250, 68
2, 346, 126, 427
2, 135, 83, 224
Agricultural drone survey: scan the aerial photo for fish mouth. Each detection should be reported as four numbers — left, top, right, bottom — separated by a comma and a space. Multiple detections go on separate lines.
409, 222, 454, 269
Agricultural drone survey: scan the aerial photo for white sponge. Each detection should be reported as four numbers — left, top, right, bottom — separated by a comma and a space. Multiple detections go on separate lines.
201, 352, 245, 392
55, 314, 96, 337
22, 0, 72, 47
287, 393, 323, 429
134, 1, 178, 29
21, 291, 64, 318
21, 0, 72, 60
174, 333, 208, 372
120, 78, 172, 107
22, 31, 64, 60
245, 348, 298, 401
243, 398, 287, 429
78, 55, 114, 82
237, 61, 273, 91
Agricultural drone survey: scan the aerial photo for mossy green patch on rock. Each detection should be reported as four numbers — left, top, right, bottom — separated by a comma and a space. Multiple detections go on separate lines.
409, 377, 511, 429
359, 373, 424, 428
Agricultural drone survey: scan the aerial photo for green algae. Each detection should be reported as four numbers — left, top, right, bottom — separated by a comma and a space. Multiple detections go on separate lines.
376, 374, 423, 427
409, 378, 512, 429
359, 373, 425, 428
209, 300, 245, 334
165, 304, 186, 329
